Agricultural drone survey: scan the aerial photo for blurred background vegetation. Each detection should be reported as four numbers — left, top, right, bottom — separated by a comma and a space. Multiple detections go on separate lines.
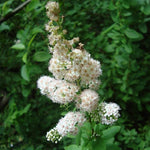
0, 0, 150, 149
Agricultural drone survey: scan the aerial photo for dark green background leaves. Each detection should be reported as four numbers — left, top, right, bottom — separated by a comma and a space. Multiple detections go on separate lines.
0, 0, 150, 149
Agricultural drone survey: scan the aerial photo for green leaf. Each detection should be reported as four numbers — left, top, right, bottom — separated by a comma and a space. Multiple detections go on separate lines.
123, 12, 132, 17
26, 0, 41, 12
33, 51, 51, 62
105, 45, 114, 53
61, 111, 68, 116
28, 34, 37, 49
22, 88, 30, 97
0, 23, 10, 31
19, 104, 31, 115
81, 122, 92, 137
124, 45, 132, 53
31, 27, 44, 34
80, 136, 89, 147
142, 5, 150, 15
64, 145, 81, 150
102, 126, 121, 139
11, 43, 25, 50
93, 138, 107, 150
138, 23, 147, 33
114, 55, 128, 67
120, 83, 126, 92
21, 65, 30, 81
106, 144, 121, 150
2, 1, 13, 16
94, 124, 106, 135
17, 27, 30, 43
76, 128, 82, 146
124, 28, 143, 40
22, 52, 28, 63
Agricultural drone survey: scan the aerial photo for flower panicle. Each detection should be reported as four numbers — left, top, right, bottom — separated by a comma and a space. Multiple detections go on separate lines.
36, 1, 121, 143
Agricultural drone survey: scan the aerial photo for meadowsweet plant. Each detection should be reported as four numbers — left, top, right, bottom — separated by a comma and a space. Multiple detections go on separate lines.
37, 1, 121, 146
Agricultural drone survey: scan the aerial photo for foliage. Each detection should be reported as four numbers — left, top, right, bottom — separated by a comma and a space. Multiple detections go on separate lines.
64, 123, 121, 150
0, 0, 150, 149
0, 0, 64, 149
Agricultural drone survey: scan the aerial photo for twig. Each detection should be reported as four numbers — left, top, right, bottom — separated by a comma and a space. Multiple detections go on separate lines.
0, 0, 31, 24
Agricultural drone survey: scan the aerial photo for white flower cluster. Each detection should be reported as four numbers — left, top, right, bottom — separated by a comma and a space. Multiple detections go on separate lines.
37, 1, 121, 143
56, 112, 86, 137
46, 112, 86, 142
45, 4, 102, 90
37, 76, 54, 95
37, 76, 79, 104
76, 89, 99, 112
46, 128, 62, 143
49, 47, 102, 90
45, 1, 59, 21
99, 102, 121, 125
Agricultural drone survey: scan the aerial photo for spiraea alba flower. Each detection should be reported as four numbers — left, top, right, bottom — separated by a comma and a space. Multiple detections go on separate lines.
36, 1, 121, 143
37, 76, 79, 104
51, 81, 79, 104
46, 128, 62, 143
99, 102, 121, 125
37, 76, 54, 95
46, 112, 86, 143
56, 112, 86, 137
45, 1, 60, 21
76, 89, 99, 112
